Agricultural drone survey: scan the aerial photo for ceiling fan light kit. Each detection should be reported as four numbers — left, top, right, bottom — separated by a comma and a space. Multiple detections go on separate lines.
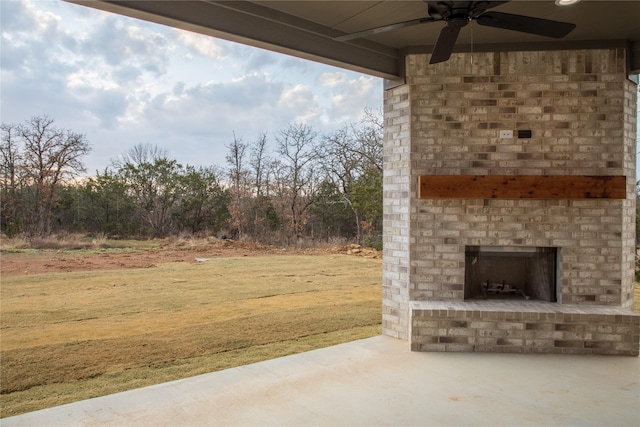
336, 1, 576, 64
555, 0, 581, 6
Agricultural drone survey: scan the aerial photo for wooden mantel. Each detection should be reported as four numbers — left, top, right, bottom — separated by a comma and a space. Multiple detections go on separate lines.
418, 175, 627, 200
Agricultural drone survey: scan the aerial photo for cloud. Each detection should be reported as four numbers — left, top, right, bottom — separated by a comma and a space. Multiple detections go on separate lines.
1, 0, 76, 74
67, 69, 119, 90
1, 0, 59, 34
243, 48, 280, 72
319, 74, 381, 123
176, 30, 228, 59
1, 0, 174, 131
79, 16, 172, 77
81, 89, 130, 128
277, 84, 320, 124
318, 72, 349, 88
112, 65, 144, 84
140, 73, 287, 136
1, 1, 85, 124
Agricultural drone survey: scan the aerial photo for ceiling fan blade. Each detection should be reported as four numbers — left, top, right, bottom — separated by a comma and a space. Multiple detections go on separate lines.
477, 12, 576, 38
430, 25, 462, 64
334, 17, 436, 42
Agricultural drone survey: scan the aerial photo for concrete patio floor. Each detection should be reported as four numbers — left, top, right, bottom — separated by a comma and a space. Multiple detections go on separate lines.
3, 335, 639, 427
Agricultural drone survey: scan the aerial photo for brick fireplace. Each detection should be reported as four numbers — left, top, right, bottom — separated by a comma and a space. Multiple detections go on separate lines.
383, 48, 640, 355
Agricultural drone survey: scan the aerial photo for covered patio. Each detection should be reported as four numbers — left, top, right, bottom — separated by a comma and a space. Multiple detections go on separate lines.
9, 1, 638, 424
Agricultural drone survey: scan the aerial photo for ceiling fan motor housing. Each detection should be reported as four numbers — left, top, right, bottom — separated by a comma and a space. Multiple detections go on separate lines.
446, 16, 471, 28
427, 1, 493, 28
339, 1, 576, 64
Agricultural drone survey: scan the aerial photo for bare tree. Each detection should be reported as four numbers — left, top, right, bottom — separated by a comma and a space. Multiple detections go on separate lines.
249, 132, 269, 197
0, 124, 23, 235
18, 115, 91, 235
112, 142, 169, 169
353, 107, 383, 172
317, 109, 384, 244
247, 132, 274, 241
225, 133, 249, 239
275, 123, 319, 243
319, 127, 364, 242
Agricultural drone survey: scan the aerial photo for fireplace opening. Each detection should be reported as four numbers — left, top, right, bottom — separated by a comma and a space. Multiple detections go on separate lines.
464, 246, 557, 302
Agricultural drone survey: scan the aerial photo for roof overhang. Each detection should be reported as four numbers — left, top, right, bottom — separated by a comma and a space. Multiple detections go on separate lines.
69, 1, 640, 84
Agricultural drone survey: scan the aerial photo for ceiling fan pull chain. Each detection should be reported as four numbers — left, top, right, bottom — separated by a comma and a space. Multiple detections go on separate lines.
470, 27, 474, 65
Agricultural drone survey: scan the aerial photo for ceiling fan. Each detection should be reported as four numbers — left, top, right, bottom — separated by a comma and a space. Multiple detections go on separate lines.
334, 1, 576, 64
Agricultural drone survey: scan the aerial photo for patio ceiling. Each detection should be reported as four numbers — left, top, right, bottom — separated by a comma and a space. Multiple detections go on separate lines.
71, 1, 640, 82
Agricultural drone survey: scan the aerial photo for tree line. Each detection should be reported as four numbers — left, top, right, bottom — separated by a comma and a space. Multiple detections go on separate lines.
1, 112, 382, 247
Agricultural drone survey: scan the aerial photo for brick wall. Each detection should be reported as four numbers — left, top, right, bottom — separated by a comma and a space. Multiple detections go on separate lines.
382, 85, 411, 339
401, 49, 636, 307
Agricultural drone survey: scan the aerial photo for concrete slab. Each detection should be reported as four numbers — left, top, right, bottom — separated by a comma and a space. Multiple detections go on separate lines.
3, 336, 639, 426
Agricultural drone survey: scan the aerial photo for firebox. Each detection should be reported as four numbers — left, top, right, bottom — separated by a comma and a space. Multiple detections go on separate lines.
464, 246, 557, 302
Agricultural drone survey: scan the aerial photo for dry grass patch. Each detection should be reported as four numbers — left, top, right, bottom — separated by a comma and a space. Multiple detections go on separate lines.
0, 233, 139, 252
1, 254, 381, 417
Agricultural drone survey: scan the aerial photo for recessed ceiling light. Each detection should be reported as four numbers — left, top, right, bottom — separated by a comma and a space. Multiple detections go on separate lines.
555, 0, 581, 6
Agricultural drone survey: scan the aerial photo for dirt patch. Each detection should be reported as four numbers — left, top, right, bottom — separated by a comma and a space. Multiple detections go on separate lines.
0, 248, 262, 276
330, 243, 382, 259
0, 240, 379, 277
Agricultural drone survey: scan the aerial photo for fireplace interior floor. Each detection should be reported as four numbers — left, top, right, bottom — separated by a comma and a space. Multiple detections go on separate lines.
468, 296, 533, 301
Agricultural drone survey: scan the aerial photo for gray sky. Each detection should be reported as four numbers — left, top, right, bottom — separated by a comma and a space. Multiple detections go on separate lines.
1, 0, 383, 174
